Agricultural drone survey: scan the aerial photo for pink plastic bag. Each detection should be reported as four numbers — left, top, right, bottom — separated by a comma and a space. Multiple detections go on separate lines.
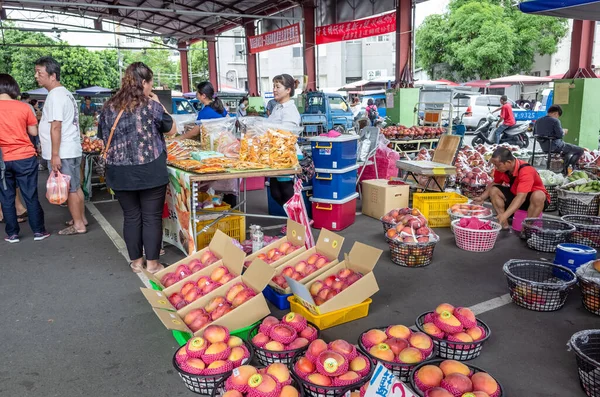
46, 170, 71, 205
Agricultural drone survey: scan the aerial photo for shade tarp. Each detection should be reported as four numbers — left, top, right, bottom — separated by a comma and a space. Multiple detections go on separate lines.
75, 86, 113, 96
462, 80, 510, 88
25, 87, 48, 96
519, 0, 600, 21
489, 74, 552, 84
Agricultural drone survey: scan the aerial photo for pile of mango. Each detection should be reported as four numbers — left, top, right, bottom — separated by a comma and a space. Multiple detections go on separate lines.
566, 170, 600, 192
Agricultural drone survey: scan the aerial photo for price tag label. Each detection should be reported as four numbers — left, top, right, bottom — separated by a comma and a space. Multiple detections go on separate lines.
432, 167, 446, 175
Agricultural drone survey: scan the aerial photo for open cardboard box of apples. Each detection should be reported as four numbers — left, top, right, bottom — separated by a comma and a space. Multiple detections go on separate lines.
143, 230, 233, 289
288, 242, 382, 315
140, 240, 247, 314
244, 219, 307, 268
267, 229, 345, 295
147, 258, 275, 337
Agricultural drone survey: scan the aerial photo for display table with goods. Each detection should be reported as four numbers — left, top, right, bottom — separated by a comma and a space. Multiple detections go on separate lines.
80, 136, 109, 201
396, 160, 456, 192
164, 118, 301, 255
381, 125, 445, 154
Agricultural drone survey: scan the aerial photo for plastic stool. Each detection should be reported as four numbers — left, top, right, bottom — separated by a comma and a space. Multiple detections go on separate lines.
554, 243, 597, 273
512, 210, 542, 232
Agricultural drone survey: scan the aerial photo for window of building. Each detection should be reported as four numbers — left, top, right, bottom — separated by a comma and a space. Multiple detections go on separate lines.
346, 77, 361, 84
234, 31, 245, 60
293, 47, 302, 58
125, 36, 136, 43
546, 70, 551, 76
366, 35, 390, 43
532, 71, 541, 77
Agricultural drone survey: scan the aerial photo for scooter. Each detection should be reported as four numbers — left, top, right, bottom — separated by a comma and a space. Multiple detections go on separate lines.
472, 113, 529, 148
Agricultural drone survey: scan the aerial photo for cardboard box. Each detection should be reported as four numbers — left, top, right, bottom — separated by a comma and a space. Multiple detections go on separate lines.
288, 241, 382, 315
140, 239, 247, 314
244, 219, 307, 268
147, 259, 276, 336
361, 179, 410, 219
143, 229, 239, 288
268, 229, 345, 295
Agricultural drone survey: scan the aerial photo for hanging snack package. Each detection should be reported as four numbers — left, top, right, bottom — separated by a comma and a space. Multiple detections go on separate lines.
267, 127, 300, 169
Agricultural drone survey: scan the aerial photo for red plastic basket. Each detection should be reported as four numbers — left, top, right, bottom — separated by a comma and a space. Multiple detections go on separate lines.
451, 219, 502, 252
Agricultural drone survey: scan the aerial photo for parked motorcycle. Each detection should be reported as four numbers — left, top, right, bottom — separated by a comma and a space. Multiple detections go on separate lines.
472, 113, 529, 148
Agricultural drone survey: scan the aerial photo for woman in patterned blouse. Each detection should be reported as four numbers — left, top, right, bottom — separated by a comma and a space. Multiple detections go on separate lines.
98, 62, 176, 273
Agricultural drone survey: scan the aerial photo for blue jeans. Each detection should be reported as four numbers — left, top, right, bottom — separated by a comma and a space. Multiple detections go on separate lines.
494, 124, 510, 144
0, 156, 46, 236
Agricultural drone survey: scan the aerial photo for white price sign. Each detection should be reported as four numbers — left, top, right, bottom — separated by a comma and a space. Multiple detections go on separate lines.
364, 363, 418, 397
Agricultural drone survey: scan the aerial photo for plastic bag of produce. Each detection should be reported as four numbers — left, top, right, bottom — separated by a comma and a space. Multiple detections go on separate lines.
46, 170, 71, 205
198, 117, 237, 153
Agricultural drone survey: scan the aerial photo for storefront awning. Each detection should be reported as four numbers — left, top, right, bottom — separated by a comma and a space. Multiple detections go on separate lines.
519, 0, 600, 21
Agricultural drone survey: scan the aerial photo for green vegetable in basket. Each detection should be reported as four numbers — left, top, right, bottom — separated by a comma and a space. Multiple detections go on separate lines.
568, 180, 600, 192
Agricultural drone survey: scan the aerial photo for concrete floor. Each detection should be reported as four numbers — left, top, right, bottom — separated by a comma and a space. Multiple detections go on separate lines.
1, 179, 597, 397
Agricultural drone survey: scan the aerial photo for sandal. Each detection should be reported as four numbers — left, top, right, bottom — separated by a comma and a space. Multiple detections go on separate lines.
58, 225, 87, 235
130, 262, 144, 273
146, 263, 166, 274
0, 216, 27, 223
65, 219, 89, 227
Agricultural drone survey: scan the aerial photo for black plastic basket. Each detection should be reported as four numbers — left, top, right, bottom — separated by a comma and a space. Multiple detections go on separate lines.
521, 217, 576, 252
408, 359, 504, 397
460, 183, 487, 199
562, 215, 600, 250
290, 352, 375, 397
211, 368, 305, 397
557, 188, 600, 216
503, 259, 577, 312
545, 184, 559, 212
248, 320, 320, 367
570, 330, 600, 397
414, 312, 491, 361
386, 237, 438, 268
172, 341, 254, 395
580, 277, 600, 316
357, 326, 435, 382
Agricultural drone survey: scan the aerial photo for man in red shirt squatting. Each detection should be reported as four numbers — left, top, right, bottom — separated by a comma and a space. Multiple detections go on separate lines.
473, 147, 549, 228
493, 95, 516, 144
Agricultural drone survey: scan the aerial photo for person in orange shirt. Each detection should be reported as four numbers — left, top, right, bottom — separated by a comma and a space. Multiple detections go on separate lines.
473, 147, 549, 228
0, 74, 49, 243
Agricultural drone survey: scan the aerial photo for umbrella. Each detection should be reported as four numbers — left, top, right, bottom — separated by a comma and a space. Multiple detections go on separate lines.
283, 178, 315, 249
489, 74, 552, 85
519, 0, 600, 21
26, 87, 48, 96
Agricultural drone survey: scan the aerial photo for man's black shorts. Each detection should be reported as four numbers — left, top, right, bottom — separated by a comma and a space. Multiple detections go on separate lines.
495, 185, 549, 211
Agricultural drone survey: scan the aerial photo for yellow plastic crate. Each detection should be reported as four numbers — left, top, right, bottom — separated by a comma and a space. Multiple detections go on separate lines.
195, 210, 246, 249
287, 297, 372, 330
413, 192, 468, 227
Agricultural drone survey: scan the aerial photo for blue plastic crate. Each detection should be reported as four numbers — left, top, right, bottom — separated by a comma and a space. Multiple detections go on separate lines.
263, 286, 292, 310
312, 164, 359, 201
310, 135, 359, 169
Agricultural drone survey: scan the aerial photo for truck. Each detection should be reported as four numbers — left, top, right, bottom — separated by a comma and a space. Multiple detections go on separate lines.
301, 91, 355, 136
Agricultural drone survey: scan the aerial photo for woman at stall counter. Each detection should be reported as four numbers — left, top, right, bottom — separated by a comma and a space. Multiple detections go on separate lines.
236, 96, 248, 118
98, 62, 176, 274
177, 82, 227, 140
268, 74, 301, 206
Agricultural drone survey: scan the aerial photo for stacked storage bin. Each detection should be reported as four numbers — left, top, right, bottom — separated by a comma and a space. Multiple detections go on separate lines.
309, 135, 360, 231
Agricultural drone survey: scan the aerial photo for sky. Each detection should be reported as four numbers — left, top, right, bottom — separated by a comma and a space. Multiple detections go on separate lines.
6, 1, 451, 49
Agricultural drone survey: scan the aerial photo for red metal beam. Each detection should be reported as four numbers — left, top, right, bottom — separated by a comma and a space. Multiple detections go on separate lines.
303, 1, 316, 91
178, 42, 190, 93
395, 0, 413, 87
244, 20, 259, 96
207, 39, 219, 92
565, 20, 597, 79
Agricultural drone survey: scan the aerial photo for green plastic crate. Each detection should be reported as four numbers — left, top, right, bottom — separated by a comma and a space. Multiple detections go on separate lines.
172, 320, 261, 347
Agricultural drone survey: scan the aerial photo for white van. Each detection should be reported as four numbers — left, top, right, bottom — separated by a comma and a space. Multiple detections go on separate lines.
462, 95, 520, 130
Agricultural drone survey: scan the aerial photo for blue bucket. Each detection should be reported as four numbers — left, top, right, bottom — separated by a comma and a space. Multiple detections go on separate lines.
554, 243, 597, 273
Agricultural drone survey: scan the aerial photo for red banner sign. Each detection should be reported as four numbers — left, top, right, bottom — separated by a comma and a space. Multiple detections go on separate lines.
316, 12, 396, 45
248, 23, 301, 54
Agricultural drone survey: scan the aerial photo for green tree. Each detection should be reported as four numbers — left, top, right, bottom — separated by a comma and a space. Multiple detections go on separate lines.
121, 40, 179, 88
415, 0, 568, 81
189, 41, 209, 88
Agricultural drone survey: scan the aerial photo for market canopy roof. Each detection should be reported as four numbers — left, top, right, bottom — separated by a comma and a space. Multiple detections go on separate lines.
25, 87, 48, 96
75, 86, 113, 96
1, 0, 298, 39
489, 74, 552, 84
519, 0, 600, 20
462, 80, 511, 88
